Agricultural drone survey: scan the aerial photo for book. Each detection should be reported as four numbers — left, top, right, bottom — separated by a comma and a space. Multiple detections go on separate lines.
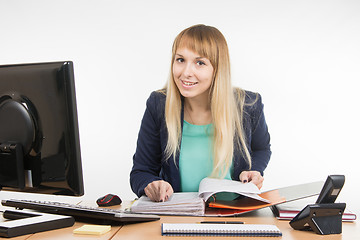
161, 223, 282, 237
130, 177, 285, 216
271, 197, 357, 221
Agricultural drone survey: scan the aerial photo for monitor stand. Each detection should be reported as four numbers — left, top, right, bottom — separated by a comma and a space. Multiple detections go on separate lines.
0, 209, 75, 237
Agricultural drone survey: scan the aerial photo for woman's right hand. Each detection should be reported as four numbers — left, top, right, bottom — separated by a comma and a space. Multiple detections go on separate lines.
144, 180, 174, 202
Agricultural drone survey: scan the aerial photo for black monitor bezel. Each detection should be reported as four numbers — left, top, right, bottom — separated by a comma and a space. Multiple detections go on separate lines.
0, 61, 84, 196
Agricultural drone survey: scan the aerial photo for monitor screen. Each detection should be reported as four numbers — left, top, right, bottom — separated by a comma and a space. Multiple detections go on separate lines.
0, 61, 84, 196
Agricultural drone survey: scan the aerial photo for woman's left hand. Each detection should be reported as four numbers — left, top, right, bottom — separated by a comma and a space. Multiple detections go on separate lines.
239, 171, 264, 189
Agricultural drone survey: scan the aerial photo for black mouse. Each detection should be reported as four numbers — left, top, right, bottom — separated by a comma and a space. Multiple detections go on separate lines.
96, 194, 122, 207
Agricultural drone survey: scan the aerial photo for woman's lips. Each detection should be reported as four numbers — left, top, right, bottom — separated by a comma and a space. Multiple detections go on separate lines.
181, 80, 198, 87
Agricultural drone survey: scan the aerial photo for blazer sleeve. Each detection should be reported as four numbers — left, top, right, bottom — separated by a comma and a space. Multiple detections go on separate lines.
130, 92, 164, 197
249, 93, 271, 175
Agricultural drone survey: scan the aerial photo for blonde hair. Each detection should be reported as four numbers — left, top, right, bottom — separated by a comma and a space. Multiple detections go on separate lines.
163, 24, 251, 178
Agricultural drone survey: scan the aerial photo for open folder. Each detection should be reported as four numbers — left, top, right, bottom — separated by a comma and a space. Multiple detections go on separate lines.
130, 178, 324, 217
206, 180, 324, 216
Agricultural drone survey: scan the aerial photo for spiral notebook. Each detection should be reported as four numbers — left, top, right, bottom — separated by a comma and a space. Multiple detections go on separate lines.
161, 223, 282, 237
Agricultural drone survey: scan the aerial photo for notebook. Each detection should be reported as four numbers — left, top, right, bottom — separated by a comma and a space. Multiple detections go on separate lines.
161, 223, 282, 237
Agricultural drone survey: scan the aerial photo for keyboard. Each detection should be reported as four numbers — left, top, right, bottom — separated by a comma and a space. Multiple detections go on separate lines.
1, 199, 160, 224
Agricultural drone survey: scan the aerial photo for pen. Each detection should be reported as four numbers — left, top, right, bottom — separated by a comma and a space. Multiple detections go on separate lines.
200, 221, 244, 224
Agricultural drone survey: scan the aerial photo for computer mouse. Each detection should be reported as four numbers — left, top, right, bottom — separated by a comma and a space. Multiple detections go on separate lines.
96, 194, 122, 207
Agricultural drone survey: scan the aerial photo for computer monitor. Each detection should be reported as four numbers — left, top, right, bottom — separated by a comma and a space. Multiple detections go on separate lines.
0, 61, 84, 196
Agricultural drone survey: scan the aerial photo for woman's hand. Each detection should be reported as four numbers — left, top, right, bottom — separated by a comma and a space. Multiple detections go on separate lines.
239, 171, 264, 189
144, 180, 174, 202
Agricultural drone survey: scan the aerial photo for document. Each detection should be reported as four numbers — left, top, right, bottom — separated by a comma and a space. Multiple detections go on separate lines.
131, 179, 324, 216
131, 192, 205, 216
130, 177, 274, 216
198, 177, 269, 203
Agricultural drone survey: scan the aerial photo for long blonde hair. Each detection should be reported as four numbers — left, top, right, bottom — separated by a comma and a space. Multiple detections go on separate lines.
163, 24, 251, 178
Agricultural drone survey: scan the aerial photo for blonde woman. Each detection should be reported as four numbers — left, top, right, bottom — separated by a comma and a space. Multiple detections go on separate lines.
130, 24, 271, 202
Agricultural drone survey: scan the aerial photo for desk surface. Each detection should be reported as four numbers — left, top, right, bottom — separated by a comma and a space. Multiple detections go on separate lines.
112, 208, 359, 240
1, 200, 358, 239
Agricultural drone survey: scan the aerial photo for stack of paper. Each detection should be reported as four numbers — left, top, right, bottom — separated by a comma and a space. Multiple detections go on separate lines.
131, 178, 322, 217
131, 178, 269, 216
131, 192, 205, 216
198, 177, 269, 203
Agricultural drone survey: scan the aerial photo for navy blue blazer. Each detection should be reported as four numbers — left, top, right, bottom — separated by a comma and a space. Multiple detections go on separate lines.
130, 90, 271, 197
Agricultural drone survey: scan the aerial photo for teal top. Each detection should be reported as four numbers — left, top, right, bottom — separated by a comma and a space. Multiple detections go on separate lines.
179, 121, 231, 192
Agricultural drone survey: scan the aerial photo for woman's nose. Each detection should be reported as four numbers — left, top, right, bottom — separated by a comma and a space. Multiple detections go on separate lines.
182, 63, 194, 78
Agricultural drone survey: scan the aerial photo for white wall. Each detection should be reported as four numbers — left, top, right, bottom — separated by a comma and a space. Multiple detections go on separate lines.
1, 0, 359, 214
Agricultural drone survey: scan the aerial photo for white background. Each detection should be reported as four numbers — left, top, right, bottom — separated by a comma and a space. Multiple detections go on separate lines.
1, 0, 359, 215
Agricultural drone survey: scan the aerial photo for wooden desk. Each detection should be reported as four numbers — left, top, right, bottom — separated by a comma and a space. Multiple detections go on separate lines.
0, 200, 122, 239
17, 221, 121, 240
112, 208, 359, 240
1, 201, 358, 239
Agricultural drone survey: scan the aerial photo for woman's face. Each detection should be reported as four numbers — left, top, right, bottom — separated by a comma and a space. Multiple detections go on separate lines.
173, 47, 214, 101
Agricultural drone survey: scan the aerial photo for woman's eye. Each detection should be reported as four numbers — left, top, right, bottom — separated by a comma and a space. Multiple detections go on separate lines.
197, 60, 206, 66
176, 58, 184, 63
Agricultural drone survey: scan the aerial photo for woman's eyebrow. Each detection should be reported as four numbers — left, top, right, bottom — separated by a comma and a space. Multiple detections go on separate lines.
175, 53, 206, 60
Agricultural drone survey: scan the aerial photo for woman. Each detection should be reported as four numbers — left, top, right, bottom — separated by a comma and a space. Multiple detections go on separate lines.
130, 24, 271, 202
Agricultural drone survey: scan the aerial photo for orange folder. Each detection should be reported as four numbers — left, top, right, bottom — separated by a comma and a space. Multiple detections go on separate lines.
205, 181, 324, 216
